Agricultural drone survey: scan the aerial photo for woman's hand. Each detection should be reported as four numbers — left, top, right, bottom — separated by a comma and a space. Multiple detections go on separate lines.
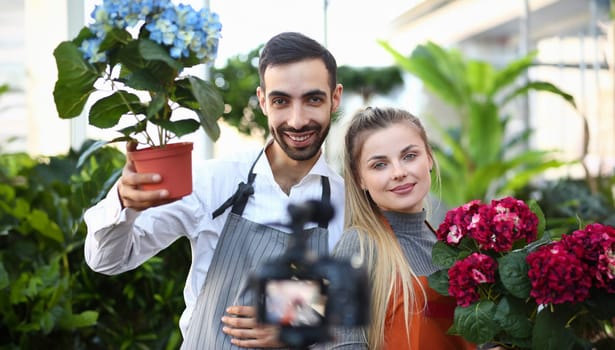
221, 305, 284, 348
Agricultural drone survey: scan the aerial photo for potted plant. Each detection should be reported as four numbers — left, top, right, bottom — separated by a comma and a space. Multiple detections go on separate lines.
429, 196, 615, 350
52, 0, 224, 199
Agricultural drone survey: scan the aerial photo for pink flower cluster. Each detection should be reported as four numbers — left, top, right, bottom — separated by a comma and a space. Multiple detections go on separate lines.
436, 197, 539, 252
448, 253, 497, 306
527, 223, 615, 304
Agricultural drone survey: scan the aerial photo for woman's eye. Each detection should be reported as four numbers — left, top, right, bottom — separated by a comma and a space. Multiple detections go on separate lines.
403, 153, 416, 160
373, 162, 386, 169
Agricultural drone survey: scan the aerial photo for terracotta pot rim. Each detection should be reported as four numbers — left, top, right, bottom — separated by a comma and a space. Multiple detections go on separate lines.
128, 142, 193, 161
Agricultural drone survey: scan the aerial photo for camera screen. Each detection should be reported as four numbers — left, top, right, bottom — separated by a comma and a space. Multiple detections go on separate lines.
264, 279, 326, 327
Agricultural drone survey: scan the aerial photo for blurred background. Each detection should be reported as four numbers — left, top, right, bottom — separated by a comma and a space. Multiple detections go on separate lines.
1, 1, 614, 349
2, 0, 613, 177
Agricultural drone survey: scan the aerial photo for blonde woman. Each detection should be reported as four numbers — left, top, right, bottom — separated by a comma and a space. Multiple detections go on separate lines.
325, 107, 475, 349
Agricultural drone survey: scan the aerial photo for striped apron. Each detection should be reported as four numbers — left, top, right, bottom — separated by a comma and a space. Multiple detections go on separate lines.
182, 152, 331, 349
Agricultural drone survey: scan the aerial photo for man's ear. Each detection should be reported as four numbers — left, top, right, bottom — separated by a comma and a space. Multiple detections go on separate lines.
256, 86, 267, 115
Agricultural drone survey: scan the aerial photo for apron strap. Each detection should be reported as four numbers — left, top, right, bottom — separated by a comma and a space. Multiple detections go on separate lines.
212, 149, 331, 229
317, 176, 331, 229
212, 149, 262, 219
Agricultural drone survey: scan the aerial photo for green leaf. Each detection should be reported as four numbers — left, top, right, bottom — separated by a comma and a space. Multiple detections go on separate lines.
468, 101, 502, 166
28, 209, 64, 243
491, 51, 537, 98
52, 41, 99, 118
155, 118, 200, 138
139, 39, 182, 71
528, 199, 547, 239
498, 250, 531, 298
187, 76, 224, 141
533, 307, 577, 350
0, 261, 8, 290
58, 310, 99, 329
502, 80, 576, 109
147, 93, 168, 118
431, 240, 462, 268
378, 40, 465, 107
454, 300, 500, 344
125, 68, 167, 92
76, 140, 109, 169
494, 296, 534, 340
466, 60, 495, 95
89, 91, 142, 129
427, 269, 450, 296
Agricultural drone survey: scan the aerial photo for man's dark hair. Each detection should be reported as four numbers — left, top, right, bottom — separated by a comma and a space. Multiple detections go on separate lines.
258, 32, 337, 92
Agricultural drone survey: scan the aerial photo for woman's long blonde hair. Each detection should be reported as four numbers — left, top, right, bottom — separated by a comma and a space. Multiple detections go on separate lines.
343, 107, 436, 349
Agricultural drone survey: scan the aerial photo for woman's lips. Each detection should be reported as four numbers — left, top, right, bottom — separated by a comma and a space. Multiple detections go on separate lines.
390, 183, 415, 194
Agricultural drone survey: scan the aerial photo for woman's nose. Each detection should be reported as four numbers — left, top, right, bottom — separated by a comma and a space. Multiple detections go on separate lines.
391, 162, 408, 180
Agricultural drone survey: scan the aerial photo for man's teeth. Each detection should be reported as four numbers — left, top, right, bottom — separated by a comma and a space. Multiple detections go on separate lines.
290, 135, 309, 142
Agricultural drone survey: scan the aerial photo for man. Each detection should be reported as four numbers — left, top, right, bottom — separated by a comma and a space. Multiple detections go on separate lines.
83, 32, 344, 349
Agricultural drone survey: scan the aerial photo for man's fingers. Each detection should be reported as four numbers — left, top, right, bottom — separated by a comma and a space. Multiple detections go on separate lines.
221, 315, 257, 329
118, 164, 169, 210
226, 305, 256, 318
221, 324, 281, 348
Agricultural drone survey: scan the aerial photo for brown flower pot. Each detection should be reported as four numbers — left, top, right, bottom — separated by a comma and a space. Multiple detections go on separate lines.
128, 142, 193, 200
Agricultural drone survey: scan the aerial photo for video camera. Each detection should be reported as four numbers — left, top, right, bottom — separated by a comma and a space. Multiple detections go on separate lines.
250, 199, 370, 348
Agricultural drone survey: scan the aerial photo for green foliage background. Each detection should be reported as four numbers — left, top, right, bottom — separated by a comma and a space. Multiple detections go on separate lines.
0, 141, 190, 350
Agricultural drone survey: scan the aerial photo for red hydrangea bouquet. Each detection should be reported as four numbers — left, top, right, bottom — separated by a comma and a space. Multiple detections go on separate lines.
427, 196, 615, 350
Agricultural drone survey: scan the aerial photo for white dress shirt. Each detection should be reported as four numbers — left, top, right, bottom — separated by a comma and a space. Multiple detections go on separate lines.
83, 145, 345, 337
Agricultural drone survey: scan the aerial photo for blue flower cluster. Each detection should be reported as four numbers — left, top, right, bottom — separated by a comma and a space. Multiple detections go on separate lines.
80, 0, 222, 65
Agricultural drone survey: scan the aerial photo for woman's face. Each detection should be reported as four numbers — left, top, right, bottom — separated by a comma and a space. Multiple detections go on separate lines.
358, 122, 433, 213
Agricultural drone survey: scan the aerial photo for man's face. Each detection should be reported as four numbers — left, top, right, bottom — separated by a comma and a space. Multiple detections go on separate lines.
257, 59, 342, 161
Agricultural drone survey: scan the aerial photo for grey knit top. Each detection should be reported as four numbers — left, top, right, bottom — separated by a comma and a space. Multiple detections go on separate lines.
319, 210, 440, 350
332, 210, 440, 277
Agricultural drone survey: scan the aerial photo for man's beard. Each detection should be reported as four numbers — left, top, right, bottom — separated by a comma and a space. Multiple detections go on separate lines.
271, 123, 330, 161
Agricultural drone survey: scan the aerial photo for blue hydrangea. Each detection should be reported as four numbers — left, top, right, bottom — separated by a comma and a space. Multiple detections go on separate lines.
79, 0, 221, 65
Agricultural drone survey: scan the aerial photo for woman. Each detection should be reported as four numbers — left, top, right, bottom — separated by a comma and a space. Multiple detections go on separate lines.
327, 107, 475, 349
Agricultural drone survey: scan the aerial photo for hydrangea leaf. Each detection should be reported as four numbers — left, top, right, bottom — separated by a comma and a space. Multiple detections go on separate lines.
583, 288, 615, 320
155, 119, 201, 138
494, 296, 533, 341
89, 92, 142, 129
454, 300, 500, 344
533, 307, 577, 350
52, 41, 98, 118
431, 240, 461, 268
124, 68, 167, 93
528, 199, 546, 238
187, 76, 224, 141
427, 269, 450, 296
498, 250, 531, 298
139, 39, 182, 71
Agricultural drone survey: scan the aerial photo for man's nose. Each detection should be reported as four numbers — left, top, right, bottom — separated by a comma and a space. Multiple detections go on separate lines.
286, 104, 309, 130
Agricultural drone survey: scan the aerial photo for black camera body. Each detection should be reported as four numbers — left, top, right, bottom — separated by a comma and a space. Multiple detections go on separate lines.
250, 200, 370, 348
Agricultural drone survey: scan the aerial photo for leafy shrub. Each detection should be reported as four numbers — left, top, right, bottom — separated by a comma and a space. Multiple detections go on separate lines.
0, 141, 190, 350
